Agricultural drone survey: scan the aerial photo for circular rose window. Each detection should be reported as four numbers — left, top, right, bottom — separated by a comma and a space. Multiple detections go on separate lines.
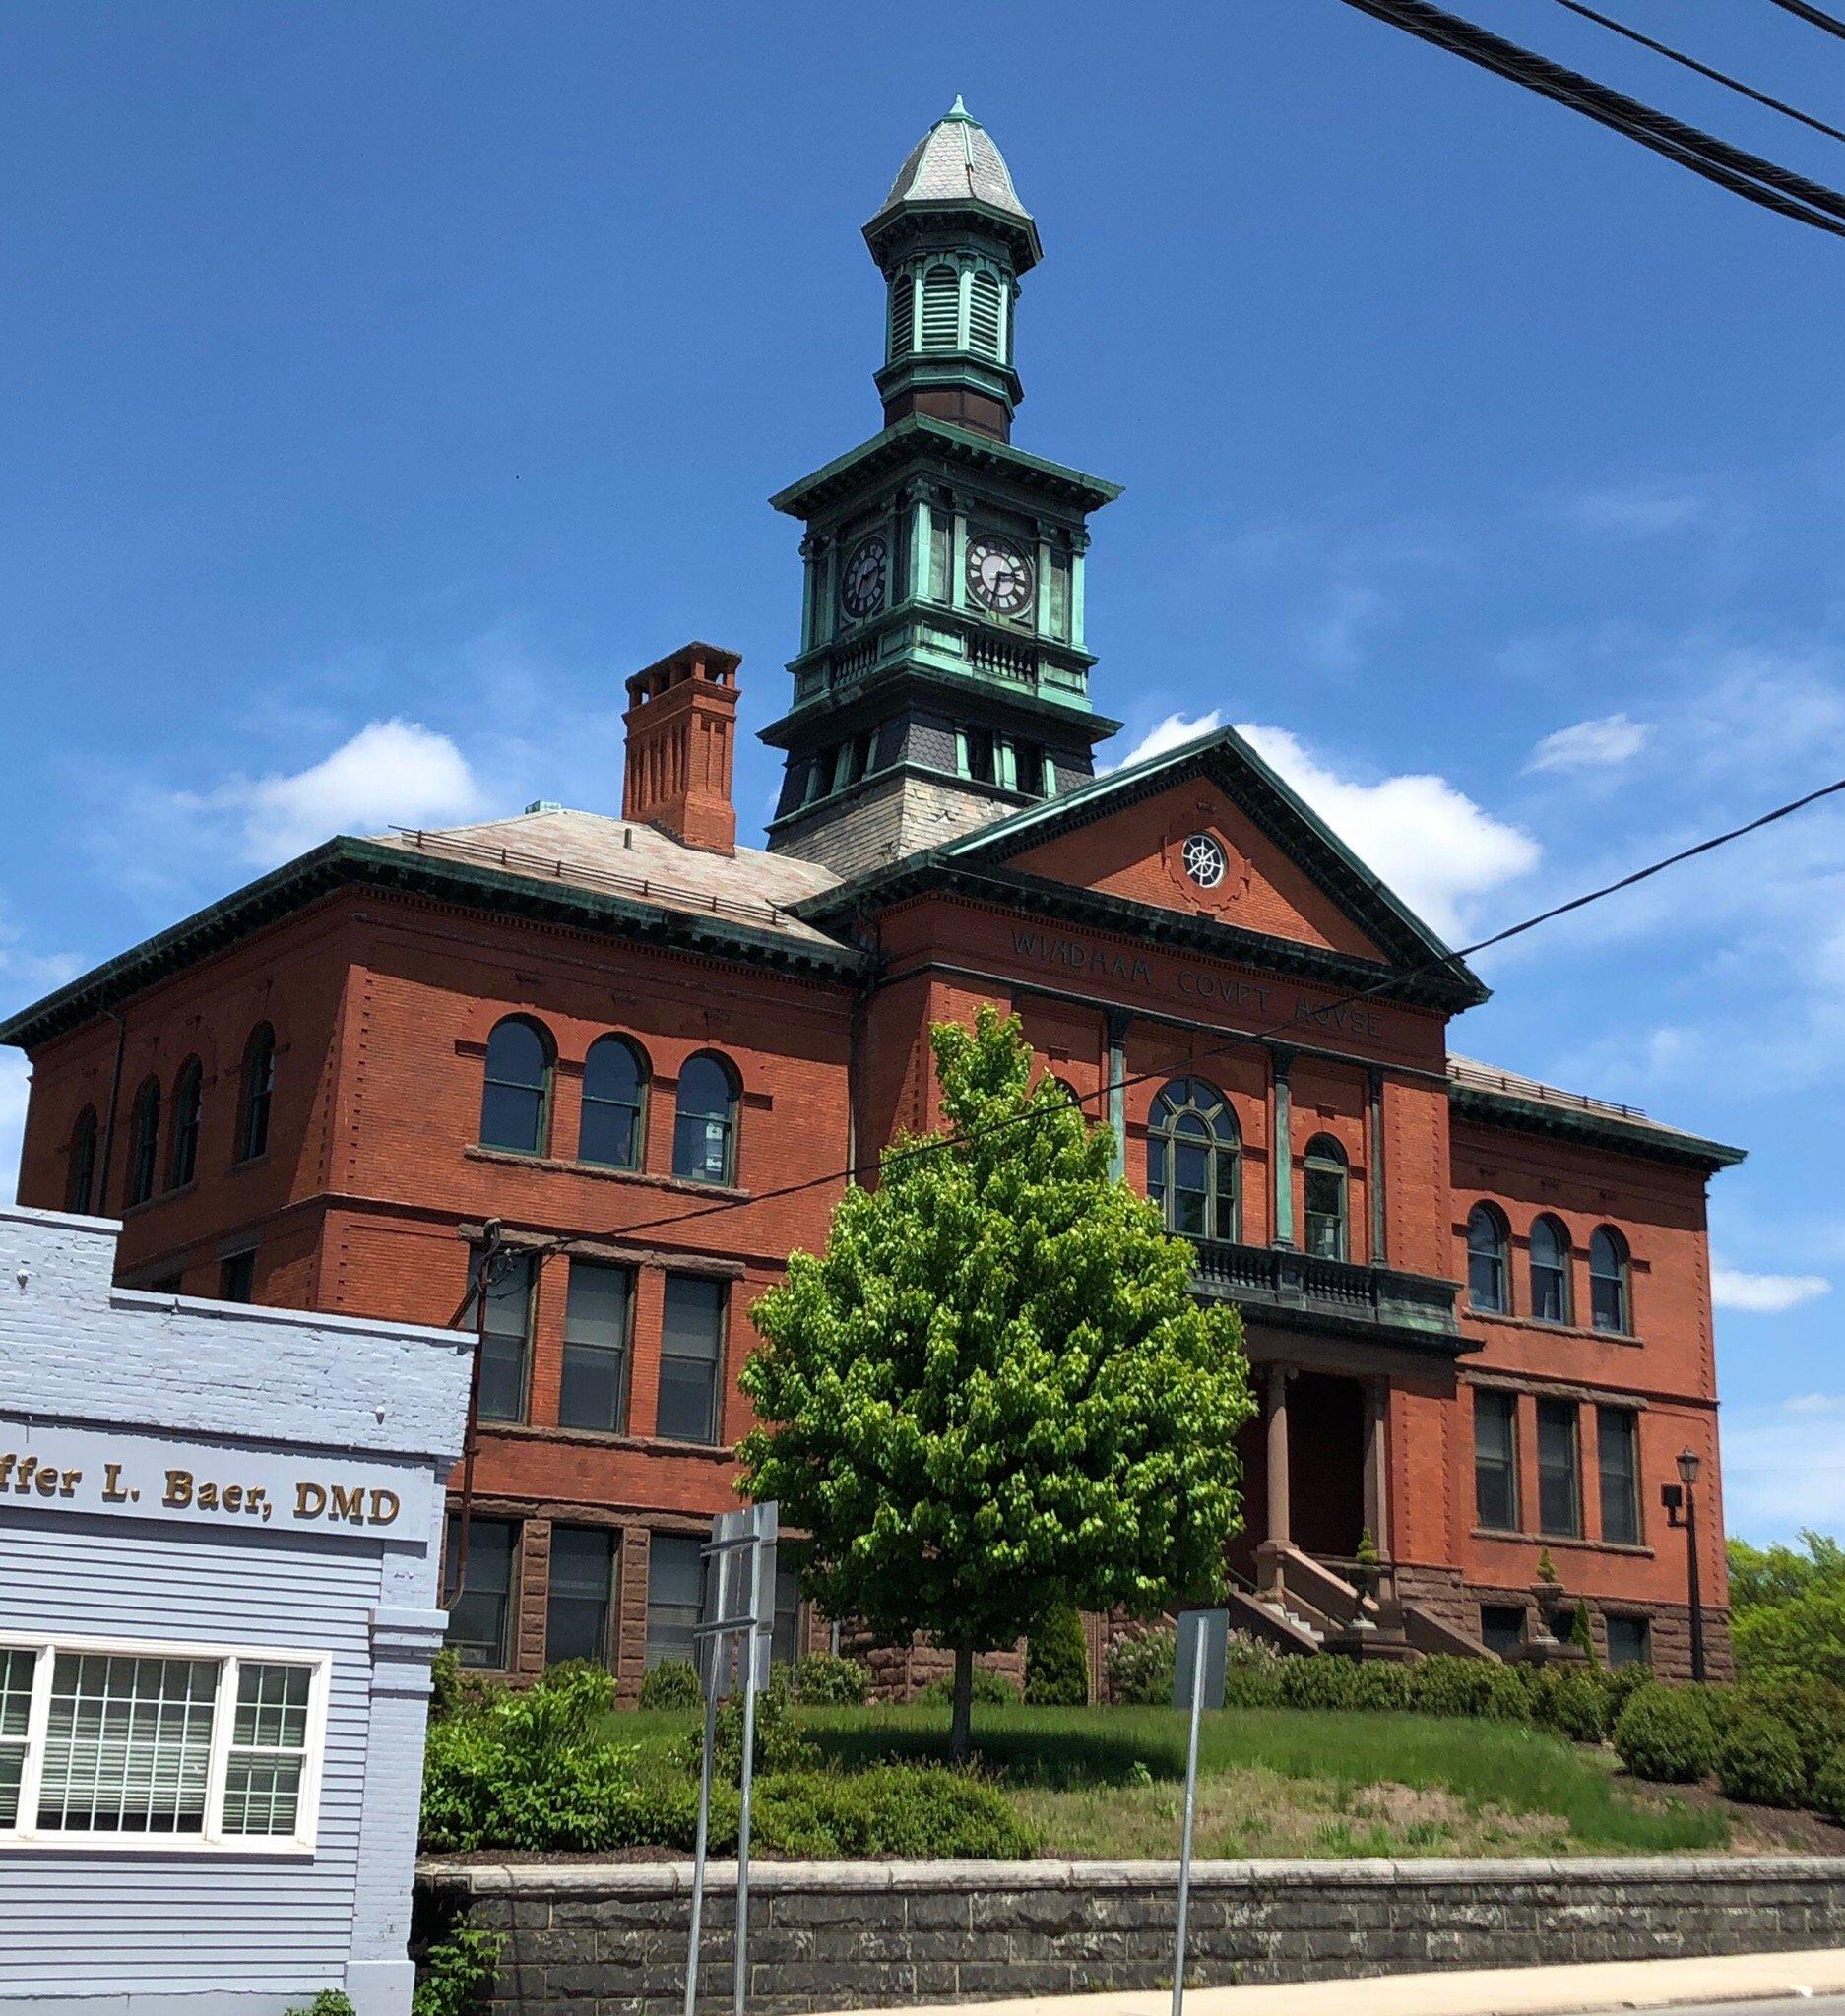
1182, 833, 1228, 889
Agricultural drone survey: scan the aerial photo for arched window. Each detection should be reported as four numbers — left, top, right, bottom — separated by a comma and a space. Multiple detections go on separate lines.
1147, 1078, 1240, 1242
921, 264, 959, 349
968, 270, 1002, 358
127, 1077, 161, 1207
479, 1017, 552, 1156
673, 1052, 738, 1185
887, 271, 915, 359
1467, 1203, 1509, 1314
236, 1022, 275, 1164
1590, 1227, 1631, 1334
167, 1056, 203, 1190
65, 1105, 98, 1215
1529, 1215, 1571, 1325
1303, 1135, 1348, 1261
581, 1036, 647, 1170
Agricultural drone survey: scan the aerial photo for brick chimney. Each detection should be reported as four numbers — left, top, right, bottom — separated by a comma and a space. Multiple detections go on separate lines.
621, 642, 741, 853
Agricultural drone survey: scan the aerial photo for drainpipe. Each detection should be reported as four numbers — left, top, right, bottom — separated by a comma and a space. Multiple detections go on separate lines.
94, 1008, 128, 1217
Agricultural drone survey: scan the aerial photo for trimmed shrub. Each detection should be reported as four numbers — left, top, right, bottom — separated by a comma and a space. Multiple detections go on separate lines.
755, 1764, 1038, 1859
1813, 1742, 1845, 1821
1220, 1634, 1287, 1709
1526, 1668, 1611, 1745
1614, 1684, 1717, 1784
1737, 1673, 1845, 1791
1406, 1655, 1525, 1722
918, 1665, 1020, 1707
1569, 1601, 1600, 1669
670, 1670, 819, 1778
638, 1659, 701, 1710
1598, 1661, 1654, 1722
1025, 1605, 1091, 1707
1106, 1626, 1176, 1706
1714, 1711, 1807, 1808
790, 1651, 870, 1706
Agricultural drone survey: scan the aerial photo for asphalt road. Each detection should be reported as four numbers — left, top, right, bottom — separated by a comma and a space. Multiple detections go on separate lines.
1585, 2003, 1845, 2014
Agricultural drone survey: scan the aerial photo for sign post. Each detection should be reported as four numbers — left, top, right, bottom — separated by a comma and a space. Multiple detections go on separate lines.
683, 1501, 777, 2016
1170, 1607, 1228, 2016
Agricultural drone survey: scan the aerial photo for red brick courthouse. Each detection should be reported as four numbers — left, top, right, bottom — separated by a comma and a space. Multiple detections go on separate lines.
4, 105, 1742, 1689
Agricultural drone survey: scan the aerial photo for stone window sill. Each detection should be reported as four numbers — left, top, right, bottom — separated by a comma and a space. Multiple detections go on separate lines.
477, 1420, 736, 1461
1471, 1527, 1653, 1560
465, 1144, 749, 1203
1465, 1310, 1640, 1348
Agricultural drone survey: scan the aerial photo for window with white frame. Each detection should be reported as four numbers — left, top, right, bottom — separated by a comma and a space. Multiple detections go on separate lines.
0, 1634, 327, 1851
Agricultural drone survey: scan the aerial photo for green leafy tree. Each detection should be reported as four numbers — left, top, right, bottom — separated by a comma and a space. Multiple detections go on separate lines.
1730, 1531, 1845, 1689
738, 1006, 1253, 1760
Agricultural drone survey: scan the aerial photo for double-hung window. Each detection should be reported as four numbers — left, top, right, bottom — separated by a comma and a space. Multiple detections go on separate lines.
0, 1633, 327, 1852
1473, 1389, 1519, 1532
657, 1274, 726, 1444
1537, 1398, 1582, 1539
477, 1251, 535, 1423
1598, 1406, 1643, 1546
559, 1261, 633, 1434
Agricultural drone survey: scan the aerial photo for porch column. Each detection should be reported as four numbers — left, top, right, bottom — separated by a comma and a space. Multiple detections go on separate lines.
1363, 1380, 1390, 1553
1271, 1047, 1295, 1248
1266, 1365, 1293, 1553
1367, 1066, 1388, 1266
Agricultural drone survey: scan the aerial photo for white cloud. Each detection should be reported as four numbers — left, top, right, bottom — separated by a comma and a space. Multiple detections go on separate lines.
1105, 711, 1223, 774
1565, 485, 1702, 536
1525, 712, 1652, 775
1722, 1395, 1845, 1540
1235, 724, 1540, 944
189, 719, 488, 866
1712, 1265, 1831, 1314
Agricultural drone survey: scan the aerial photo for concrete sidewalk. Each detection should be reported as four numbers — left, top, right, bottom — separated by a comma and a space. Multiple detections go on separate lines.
824, 1948, 1845, 2016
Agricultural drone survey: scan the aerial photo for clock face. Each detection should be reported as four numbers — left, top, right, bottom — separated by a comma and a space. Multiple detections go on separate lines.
839, 534, 887, 620
966, 533, 1035, 618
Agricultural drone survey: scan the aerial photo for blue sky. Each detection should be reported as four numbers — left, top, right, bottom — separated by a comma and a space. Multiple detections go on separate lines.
3, 1, 1842, 1540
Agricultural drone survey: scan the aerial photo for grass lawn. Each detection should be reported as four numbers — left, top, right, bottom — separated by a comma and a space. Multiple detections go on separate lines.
606, 1701, 1730, 1858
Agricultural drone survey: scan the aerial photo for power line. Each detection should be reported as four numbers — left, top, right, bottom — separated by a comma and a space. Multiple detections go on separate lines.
1550, 0, 1845, 147
1333, 0, 1845, 238
480, 767, 1845, 1281
1764, 0, 1845, 42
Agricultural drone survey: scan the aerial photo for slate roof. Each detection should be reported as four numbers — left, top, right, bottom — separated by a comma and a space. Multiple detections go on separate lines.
875, 98, 1031, 223
1448, 1054, 1745, 1169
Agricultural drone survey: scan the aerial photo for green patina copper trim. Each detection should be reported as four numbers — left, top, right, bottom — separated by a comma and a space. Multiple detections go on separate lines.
1448, 1083, 1746, 1173
770, 413, 1122, 519
0, 837, 866, 1050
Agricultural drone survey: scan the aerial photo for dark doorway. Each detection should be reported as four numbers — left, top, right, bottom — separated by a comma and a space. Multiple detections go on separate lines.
1288, 1371, 1366, 1560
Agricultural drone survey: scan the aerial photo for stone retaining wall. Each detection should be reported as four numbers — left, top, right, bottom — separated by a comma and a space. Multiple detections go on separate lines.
419, 1855, 1845, 2014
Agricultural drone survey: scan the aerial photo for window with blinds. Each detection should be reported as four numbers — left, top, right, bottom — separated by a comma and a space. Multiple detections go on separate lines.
921, 265, 959, 349
0, 1636, 327, 1850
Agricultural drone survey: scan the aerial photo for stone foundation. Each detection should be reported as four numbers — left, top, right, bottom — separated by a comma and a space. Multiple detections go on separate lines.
423, 1855, 1845, 2015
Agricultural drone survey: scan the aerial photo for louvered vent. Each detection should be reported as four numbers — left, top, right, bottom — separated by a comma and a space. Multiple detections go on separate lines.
921, 265, 959, 349
888, 273, 915, 359
968, 271, 1002, 358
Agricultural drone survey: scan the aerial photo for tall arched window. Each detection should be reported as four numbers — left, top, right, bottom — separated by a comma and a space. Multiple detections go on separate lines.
673, 1052, 738, 1185
1467, 1203, 1509, 1314
1147, 1078, 1240, 1242
1529, 1215, 1571, 1325
888, 271, 915, 359
167, 1056, 203, 1190
967, 270, 1002, 357
1590, 1227, 1631, 1334
921, 264, 959, 349
65, 1105, 98, 1215
1303, 1135, 1348, 1261
479, 1017, 552, 1156
236, 1022, 275, 1164
581, 1035, 647, 1170
127, 1077, 161, 1207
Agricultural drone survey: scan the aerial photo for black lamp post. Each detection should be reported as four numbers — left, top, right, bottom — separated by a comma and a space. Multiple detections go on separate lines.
1661, 1446, 1706, 1683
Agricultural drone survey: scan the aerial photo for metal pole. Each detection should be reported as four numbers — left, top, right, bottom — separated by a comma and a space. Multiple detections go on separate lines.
734, 1540, 762, 2016
1172, 1624, 1207, 2016
685, 1684, 720, 2016
1686, 1483, 1707, 1684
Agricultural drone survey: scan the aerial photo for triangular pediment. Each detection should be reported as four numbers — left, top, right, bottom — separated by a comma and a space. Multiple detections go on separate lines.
935, 727, 1487, 1002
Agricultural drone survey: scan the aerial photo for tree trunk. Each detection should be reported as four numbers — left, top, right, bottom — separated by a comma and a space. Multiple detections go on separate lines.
949, 1644, 974, 1764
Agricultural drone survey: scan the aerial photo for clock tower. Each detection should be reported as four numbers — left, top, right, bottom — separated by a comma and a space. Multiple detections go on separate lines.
762, 99, 1122, 876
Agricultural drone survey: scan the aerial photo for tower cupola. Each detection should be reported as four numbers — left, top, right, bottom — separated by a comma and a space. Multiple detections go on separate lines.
864, 97, 1041, 443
